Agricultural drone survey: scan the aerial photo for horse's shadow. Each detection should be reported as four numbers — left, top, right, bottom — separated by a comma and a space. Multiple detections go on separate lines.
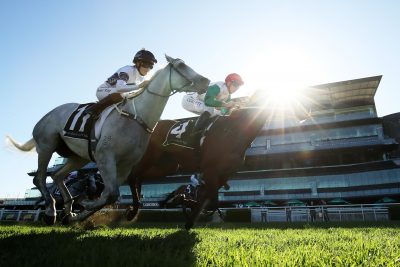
0, 228, 198, 267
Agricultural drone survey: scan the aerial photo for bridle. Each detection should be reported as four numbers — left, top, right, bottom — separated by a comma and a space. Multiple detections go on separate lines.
117, 59, 196, 134
145, 60, 194, 97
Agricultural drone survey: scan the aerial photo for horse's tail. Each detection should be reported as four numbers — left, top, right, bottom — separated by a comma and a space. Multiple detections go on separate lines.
5, 135, 36, 152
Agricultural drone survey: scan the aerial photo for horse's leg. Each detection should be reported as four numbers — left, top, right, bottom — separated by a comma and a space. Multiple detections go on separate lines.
182, 198, 199, 220
52, 156, 89, 220
185, 170, 219, 230
72, 158, 123, 222
127, 161, 178, 221
34, 151, 57, 225
72, 180, 120, 222
183, 198, 198, 209
217, 208, 225, 221
161, 189, 178, 207
126, 174, 142, 221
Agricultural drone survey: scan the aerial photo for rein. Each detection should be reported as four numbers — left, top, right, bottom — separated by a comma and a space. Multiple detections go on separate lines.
145, 61, 193, 97
114, 102, 153, 133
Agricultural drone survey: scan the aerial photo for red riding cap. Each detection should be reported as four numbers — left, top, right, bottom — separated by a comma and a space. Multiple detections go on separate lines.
225, 73, 244, 85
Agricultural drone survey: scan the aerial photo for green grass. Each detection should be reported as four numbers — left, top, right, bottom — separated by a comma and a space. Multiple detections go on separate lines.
1, 222, 400, 267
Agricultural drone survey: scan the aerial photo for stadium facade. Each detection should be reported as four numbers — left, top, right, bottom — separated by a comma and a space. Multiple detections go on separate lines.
5, 75, 400, 209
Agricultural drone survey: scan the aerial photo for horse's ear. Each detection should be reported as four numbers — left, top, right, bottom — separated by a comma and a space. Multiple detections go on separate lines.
165, 54, 174, 63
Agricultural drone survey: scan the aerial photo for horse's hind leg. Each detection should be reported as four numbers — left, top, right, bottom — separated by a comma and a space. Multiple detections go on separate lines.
34, 151, 57, 225
161, 189, 177, 208
185, 171, 219, 230
126, 174, 142, 221
73, 181, 120, 222
72, 159, 122, 222
52, 156, 89, 222
217, 208, 225, 221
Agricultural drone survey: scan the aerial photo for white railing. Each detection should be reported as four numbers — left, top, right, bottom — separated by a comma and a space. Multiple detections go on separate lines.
0, 208, 41, 222
251, 205, 391, 222
0, 204, 394, 223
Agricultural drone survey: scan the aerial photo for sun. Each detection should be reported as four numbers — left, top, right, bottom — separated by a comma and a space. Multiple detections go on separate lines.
251, 84, 312, 122
240, 43, 327, 118
262, 84, 304, 110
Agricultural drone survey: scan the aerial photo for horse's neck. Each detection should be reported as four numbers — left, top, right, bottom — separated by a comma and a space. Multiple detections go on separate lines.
241, 108, 268, 143
125, 78, 170, 129
223, 108, 267, 149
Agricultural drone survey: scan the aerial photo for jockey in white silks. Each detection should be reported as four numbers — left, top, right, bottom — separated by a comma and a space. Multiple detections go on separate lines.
85, 49, 158, 117
182, 73, 244, 132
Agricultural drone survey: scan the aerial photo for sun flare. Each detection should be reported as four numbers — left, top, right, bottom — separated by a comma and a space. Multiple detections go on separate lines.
239, 43, 327, 119
262, 85, 304, 109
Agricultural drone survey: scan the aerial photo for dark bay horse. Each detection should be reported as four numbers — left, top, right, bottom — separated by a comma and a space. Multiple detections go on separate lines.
126, 104, 269, 229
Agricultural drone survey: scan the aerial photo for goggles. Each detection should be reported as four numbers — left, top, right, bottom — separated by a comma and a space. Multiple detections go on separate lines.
140, 62, 154, 69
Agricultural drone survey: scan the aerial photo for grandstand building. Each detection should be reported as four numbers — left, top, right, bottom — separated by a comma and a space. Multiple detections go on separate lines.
10, 75, 400, 209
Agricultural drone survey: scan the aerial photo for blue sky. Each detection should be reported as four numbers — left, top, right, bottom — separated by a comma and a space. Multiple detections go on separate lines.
1, 0, 400, 197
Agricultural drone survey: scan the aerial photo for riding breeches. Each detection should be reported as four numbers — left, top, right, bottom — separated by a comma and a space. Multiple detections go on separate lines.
182, 94, 219, 116
96, 83, 118, 101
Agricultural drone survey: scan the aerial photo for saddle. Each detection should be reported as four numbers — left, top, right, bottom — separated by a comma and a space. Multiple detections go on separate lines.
63, 103, 114, 161
63, 103, 95, 140
163, 117, 217, 149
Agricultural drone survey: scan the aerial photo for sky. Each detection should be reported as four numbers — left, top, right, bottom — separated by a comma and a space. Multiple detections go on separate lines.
1, 0, 400, 198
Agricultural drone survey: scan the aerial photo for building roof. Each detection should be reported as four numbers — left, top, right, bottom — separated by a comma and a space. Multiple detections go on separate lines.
304, 75, 382, 109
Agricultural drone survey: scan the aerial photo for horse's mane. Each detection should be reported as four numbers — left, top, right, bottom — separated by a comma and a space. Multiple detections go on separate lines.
125, 67, 166, 99
125, 64, 171, 98
223, 107, 264, 125
211, 108, 254, 131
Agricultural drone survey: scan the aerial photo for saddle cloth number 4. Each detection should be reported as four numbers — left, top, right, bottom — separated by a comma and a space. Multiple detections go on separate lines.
170, 121, 190, 138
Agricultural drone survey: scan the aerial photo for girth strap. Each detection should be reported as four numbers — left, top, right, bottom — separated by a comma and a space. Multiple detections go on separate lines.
88, 124, 97, 162
119, 110, 154, 133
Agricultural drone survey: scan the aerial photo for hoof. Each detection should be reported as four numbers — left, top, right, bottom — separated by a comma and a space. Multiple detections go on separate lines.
185, 221, 194, 231
126, 206, 139, 221
61, 214, 71, 225
43, 215, 56, 225
61, 212, 77, 225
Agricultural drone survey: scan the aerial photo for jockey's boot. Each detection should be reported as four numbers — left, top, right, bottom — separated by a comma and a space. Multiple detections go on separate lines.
84, 93, 123, 119
190, 112, 211, 147
193, 112, 211, 132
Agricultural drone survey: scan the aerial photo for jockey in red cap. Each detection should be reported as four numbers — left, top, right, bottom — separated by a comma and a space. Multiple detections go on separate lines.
182, 73, 244, 132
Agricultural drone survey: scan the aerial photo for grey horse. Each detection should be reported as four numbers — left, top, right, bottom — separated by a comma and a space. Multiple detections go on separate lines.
7, 55, 209, 225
